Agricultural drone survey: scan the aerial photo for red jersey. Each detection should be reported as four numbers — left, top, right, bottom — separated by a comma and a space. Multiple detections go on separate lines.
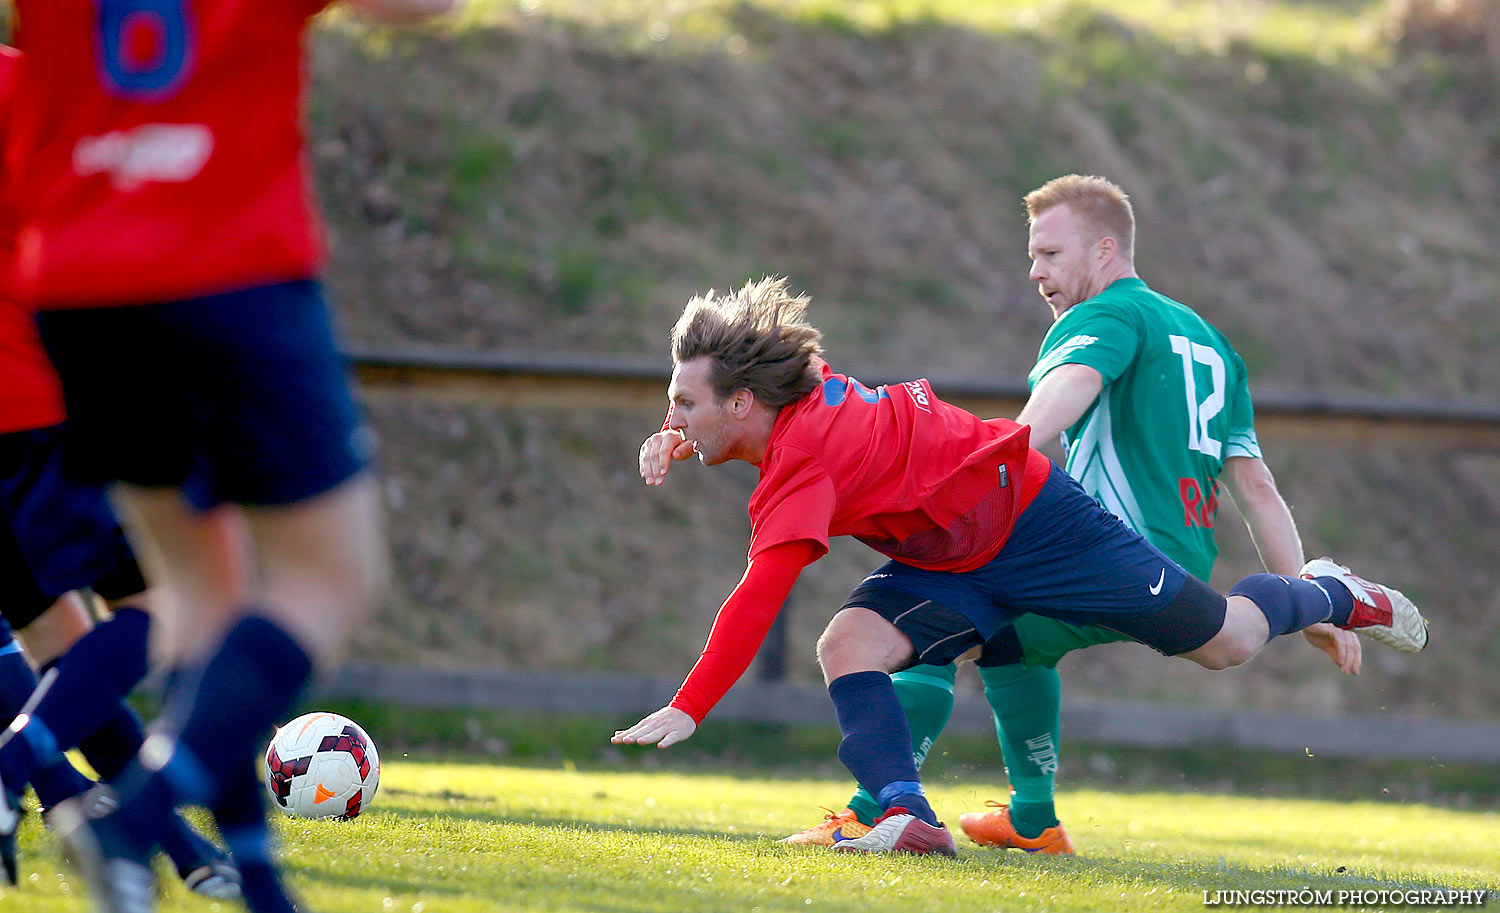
747, 366, 1052, 572
666, 366, 1052, 722
0, 45, 65, 434
10, 0, 332, 308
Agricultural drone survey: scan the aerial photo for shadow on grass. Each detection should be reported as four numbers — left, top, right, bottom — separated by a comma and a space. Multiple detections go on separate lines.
287, 864, 477, 899
368, 801, 777, 844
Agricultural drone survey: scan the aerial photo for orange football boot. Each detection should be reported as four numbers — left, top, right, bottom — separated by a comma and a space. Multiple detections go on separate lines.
777, 807, 872, 847
959, 801, 1074, 854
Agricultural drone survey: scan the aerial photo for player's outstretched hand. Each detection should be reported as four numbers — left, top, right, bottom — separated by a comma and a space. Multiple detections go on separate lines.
639, 430, 695, 486
1302, 622, 1362, 675
612, 706, 697, 748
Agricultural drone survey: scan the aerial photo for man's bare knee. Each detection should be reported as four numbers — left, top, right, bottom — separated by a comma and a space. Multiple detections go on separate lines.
1182, 597, 1268, 670
817, 607, 912, 681
1185, 646, 1237, 671
1184, 631, 1258, 670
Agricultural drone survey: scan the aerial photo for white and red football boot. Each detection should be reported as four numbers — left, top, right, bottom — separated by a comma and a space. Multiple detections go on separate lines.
1300, 557, 1429, 653
829, 807, 957, 856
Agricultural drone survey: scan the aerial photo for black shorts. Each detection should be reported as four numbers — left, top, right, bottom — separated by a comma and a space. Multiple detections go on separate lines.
0, 425, 146, 628
36, 280, 373, 510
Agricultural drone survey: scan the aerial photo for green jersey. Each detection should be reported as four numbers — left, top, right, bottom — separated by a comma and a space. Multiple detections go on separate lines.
1027, 277, 1261, 581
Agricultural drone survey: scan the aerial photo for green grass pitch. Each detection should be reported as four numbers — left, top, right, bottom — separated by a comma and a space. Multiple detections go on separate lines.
3, 759, 1495, 912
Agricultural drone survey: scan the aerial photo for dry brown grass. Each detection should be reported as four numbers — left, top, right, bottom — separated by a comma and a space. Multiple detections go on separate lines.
311, 9, 1500, 398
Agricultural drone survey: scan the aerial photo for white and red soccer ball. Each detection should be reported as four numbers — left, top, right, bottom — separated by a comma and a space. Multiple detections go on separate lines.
264, 712, 380, 820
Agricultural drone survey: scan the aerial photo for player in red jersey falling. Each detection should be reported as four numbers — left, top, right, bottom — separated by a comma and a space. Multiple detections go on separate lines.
615, 277, 1427, 855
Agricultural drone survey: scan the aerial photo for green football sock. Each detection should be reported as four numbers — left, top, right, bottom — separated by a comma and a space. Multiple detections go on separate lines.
980, 662, 1062, 839
845, 664, 956, 826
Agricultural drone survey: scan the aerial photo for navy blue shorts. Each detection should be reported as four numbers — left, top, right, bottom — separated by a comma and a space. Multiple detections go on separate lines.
841, 464, 1227, 665
0, 425, 147, 628
37, 280, 373, 510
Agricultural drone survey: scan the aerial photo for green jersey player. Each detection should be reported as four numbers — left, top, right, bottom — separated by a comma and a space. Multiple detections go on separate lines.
1029, 275, 1258, 580
778, 175, 1364, 853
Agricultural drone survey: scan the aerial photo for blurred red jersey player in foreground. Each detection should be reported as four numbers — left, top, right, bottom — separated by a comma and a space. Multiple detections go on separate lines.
6, 2, 461, 911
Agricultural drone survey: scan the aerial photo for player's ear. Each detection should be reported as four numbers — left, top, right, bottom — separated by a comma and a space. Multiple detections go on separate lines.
1097, 236, 1116, 261
729, 388, 754, 417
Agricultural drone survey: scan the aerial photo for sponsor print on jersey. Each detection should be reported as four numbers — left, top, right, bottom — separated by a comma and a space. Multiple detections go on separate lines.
1064, 385, 1148, 534
903, 380, 932, 413
1032, 333, 1099, 377
1178, 478, 1221, 528
1024, 733, 1059, 776
72, 123, 213, 190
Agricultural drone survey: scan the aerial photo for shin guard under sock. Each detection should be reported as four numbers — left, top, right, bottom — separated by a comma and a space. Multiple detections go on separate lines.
173, 615, 313, 803
847, 663, 955, 825
76, 704, 149, 783
0, 676, 93, 808
0, 620, 38, 721
1229, 574, 1337, 638
829, 671, 936, 826
99, 614, 314, 854
28, 607, 150, 753
215, 761, 299, 913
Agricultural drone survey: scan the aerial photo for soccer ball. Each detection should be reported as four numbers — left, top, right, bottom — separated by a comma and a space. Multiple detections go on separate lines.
264, 712, 380, 820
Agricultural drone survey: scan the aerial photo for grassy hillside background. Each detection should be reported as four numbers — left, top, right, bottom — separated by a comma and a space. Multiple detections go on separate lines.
301, 1, 1500, 718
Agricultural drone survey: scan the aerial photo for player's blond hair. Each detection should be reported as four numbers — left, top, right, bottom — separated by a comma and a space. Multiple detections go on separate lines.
670, 276, 825, 409
1024, 174, 1136, 261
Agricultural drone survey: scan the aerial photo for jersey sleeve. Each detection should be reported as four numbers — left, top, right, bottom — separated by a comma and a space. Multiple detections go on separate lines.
668, 540, 818, 723
747, 444, 835, 562
1223, 351, 1263, 460
1030, 304, 1142, 387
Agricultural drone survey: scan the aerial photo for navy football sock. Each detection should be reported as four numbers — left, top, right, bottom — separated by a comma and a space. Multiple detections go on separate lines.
829, 671, 937, 826
158, 809, 230, 880
216, 761, 299, 913
0, 619, 38, 722
174, 615, 313, 797
101, 746, 193, 858
848, 664, 956, 825
0, 713, 93, 807
1309, 577, 1357, 627
76, 704, 148, 783
28, 607, 151, 750
100, 614, 313, 856
237, 859, 301, 913
28, 753, 93, 808
1229, 574, 1336, 638
0, 644, 93, 807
